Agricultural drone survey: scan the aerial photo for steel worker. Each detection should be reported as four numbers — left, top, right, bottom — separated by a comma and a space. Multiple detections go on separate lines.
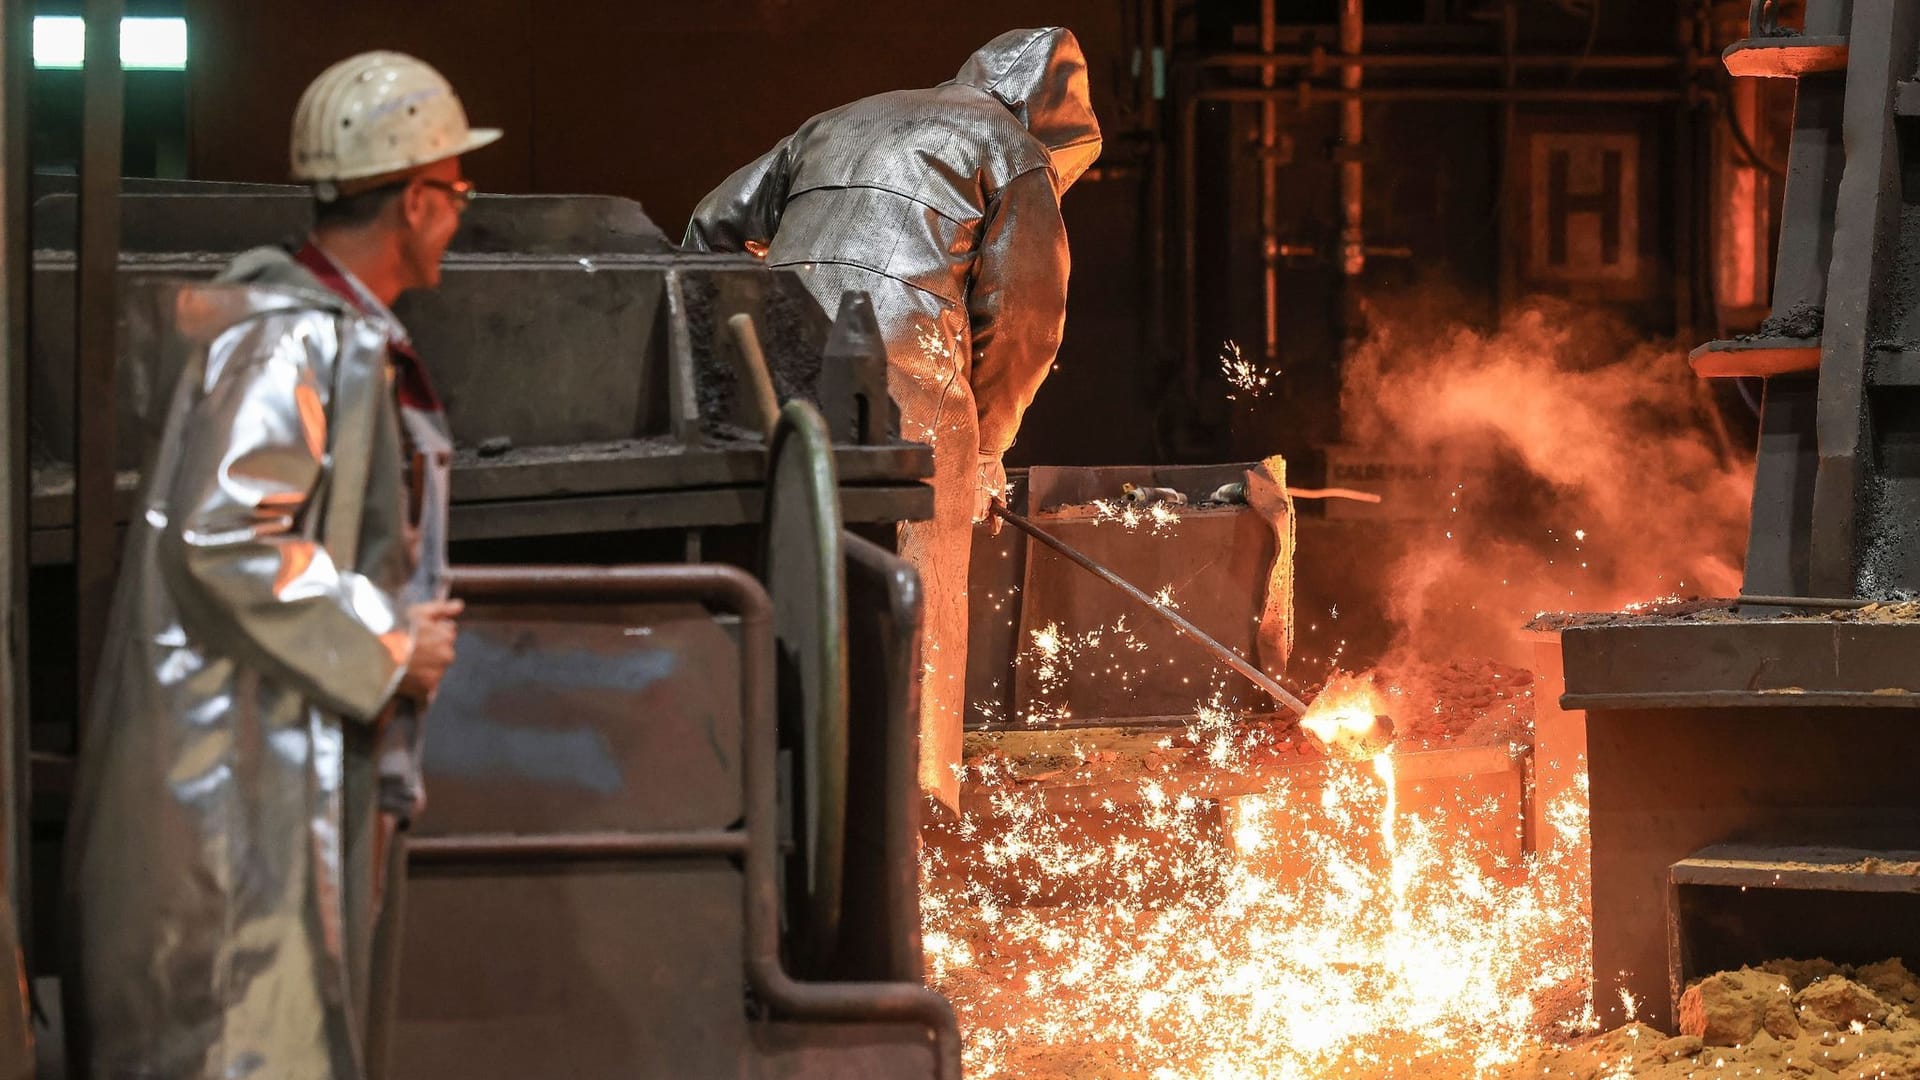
65, 50, 496, 1079
686, 27, 1100, 811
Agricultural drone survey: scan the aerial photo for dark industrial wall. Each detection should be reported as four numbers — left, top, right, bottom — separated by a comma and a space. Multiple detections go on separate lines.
176, 0, 1757, 471
187, 0, 1123, 225
181, 0, 1164, 465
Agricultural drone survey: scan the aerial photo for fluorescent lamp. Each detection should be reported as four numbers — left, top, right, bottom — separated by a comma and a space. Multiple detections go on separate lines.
34, 15, 188, 71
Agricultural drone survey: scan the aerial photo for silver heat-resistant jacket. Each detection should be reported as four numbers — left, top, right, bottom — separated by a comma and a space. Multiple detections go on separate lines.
685, 27, 1100, 809
66, 251, 418, 1080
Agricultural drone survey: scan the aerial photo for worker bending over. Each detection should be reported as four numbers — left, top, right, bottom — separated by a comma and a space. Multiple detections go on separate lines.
687, 27, 1101, 810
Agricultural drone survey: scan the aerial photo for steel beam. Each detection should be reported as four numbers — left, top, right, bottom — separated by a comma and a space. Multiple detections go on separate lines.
73, 0, 121, 714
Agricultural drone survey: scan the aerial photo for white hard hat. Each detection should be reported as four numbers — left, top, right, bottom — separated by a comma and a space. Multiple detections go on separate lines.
290, 51, 500, 193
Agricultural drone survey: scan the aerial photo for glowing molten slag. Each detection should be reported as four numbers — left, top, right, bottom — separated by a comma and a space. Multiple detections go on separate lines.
1300, 671, 1395, 761
925, 667, 1595, 1079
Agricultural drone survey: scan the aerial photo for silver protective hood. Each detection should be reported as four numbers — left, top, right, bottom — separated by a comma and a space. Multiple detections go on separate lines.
952, 27, 1103, 194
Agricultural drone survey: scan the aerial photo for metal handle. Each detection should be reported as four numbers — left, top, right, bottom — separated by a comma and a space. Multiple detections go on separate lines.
727, 312, 783, 436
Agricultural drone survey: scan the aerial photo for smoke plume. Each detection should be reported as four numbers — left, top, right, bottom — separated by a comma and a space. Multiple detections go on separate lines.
1338, 295, 1752, 666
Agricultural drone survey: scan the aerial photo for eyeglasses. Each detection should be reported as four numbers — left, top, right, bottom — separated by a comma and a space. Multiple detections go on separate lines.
417, 177, 477, 210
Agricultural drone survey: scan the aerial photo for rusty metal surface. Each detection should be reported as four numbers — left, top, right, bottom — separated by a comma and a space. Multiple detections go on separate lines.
1558, 617, 1920, 709
392, 861, 750, 1079
974, 463, 1296, 728
1013, 506, 1284, 722
415, 601, 744, 836
997, 501, 1305, 717
389, 568, 764, 1068
383, 564, 955, 1079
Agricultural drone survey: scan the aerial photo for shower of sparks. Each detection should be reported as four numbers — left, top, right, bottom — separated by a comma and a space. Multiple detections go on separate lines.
1091, 498, 1183, 535
1220, 340, 1283, 401
1020, 617, 1153, 704
926, 673, 1596, 1079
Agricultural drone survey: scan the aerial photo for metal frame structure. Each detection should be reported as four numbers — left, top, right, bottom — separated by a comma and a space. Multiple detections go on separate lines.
11, 19, 945, 1076
1562, 0, 1920, 1031
373, 564, 957, 1080
1157, 0, 1726, 409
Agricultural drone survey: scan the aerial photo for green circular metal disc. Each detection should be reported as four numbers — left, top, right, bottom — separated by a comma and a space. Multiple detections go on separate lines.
762, 400, 848, 967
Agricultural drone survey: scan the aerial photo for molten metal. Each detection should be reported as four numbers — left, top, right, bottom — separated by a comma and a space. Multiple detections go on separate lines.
1299, 671, 1396, 760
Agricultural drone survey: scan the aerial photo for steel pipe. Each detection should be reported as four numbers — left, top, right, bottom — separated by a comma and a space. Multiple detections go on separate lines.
1196, 50, 1721, 71
75, 0, 123, 717
733, 565, 964, 1080
1259, 0, 1280, 369
1339, 0, 1366, 283
407, 830, 751, 863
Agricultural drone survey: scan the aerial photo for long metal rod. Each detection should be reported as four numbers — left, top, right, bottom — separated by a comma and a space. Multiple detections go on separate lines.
75, 0, 123, 717
1339, 0, 1366, 366
1192, 84, 1688, 104
1197, 50, 1722, 71
1672, 2, 1704, 341
1737, 593, 1876, 610
1496, 0, 1518, 314
1258, 0, 1280, 369
1147, 0, 1168, 383
991, 501, 1310, 719
408, 829, 749, 863
1180, 92, 1199, 400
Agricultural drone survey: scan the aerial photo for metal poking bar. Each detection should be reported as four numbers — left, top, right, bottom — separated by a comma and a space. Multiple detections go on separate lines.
75, 0, 123, 716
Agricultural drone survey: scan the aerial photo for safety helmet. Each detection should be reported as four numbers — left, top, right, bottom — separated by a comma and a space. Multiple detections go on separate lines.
290, 51, 501, 197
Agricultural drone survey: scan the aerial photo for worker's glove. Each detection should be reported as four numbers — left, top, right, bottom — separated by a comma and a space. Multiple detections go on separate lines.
975, 451, 1007, 533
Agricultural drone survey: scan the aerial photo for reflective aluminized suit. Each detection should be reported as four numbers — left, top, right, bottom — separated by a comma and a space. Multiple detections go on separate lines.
65, 248, 419, 1080
685, 27, 1100, 811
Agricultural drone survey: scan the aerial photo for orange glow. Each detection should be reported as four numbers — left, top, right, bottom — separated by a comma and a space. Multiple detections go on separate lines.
925, 680, 1595, 1079
1300, 671, 1392, 760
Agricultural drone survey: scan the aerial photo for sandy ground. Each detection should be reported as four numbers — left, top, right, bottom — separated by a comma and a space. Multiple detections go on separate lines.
1497, 959, 1920, 1080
